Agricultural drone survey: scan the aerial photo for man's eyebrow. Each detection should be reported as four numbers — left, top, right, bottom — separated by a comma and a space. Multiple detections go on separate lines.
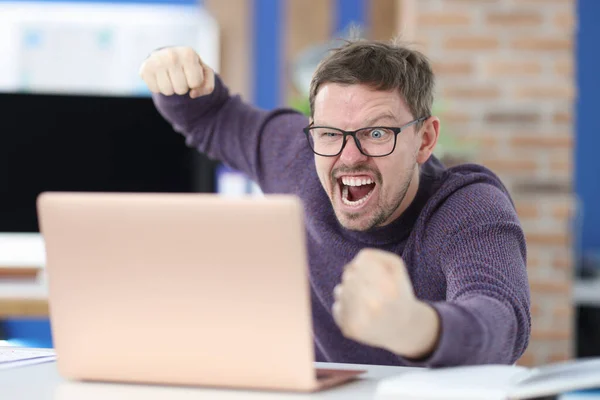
363, 112, 398, 126
312, 112, 398, 128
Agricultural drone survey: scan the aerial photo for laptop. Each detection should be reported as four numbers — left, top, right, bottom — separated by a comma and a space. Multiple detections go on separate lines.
36, 192, 364, 392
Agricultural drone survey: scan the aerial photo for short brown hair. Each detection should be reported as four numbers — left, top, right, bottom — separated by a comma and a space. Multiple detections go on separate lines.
309, 39, 435, 127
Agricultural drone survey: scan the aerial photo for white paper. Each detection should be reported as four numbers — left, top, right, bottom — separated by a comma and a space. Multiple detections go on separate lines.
376, 359, 600, 400
0, 347, 56, 369
375, 365, 529, 400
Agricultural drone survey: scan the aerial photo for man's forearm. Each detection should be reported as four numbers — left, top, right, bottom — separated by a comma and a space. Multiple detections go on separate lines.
393, 295, 529, 367
152, 74, 267, 182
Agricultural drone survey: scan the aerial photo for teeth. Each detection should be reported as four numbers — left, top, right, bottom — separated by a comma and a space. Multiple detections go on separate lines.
342, 184, 375, 207
341, 176, 374, 187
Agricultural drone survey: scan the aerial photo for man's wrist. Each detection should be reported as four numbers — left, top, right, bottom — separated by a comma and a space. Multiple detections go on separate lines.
408, 301, 441, 359
386, 301, 441, 359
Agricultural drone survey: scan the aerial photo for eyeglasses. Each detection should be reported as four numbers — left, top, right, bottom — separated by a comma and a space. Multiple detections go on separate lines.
303, 117, 428, 157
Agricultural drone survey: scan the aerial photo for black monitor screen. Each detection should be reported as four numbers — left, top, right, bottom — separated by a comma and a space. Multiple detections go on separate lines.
0, 92, 216, 232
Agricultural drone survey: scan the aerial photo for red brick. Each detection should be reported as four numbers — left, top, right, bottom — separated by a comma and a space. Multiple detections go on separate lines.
552, 203, 573, 220
515, 85, 575, 100
510, 130, 571, 137
514, 201, 540, 219
527, 253, 542, 268
553, 112, 572, 124
553, 304, 573, 319
486, 11, 544, 26
452, 135, 498, 153
512, 37, 571, 51
419, 12, 472, 26
485, 60, 542, 77
509, 135, 572, 149
431, 61, 474, 76
552, 255, 573, 270
438, 111, 471, 124
444, 86, 501, 99
512, 180, 571, 196
444, 36, 500, 50
471, 135, 498, 148
554, 11, 575, 30
531, 328, 571, 341
555, 59, 573, 76
485, 111, 541, 124
445, 0, 501, 3
519, 0, 574, 3
485, 112, 541, 124
550, 159, 571, 174
481, 158, 538, 174
529, 279, 571, 294
526, 232, 570, 246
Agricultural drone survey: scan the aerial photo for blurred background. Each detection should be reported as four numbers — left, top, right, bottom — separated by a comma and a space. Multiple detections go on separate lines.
0, 0, 597, 368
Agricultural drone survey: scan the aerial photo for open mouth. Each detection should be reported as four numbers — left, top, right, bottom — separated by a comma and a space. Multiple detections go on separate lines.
339, 176, 376, 208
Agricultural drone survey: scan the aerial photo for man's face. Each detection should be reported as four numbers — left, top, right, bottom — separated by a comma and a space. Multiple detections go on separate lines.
311, 83, 426, 231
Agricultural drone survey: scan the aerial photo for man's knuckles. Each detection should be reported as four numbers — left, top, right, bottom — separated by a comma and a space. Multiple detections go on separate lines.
179, 47, 199, 65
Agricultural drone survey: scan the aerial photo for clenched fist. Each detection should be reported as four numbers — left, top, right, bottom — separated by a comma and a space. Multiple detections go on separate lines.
139, 46, 215, 99
332, 249, 441, 359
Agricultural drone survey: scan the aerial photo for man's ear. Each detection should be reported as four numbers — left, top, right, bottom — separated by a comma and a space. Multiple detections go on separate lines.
416, 117, 440, 164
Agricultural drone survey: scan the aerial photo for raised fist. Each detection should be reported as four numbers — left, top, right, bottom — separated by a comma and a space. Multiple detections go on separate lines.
139, 46, 215, 99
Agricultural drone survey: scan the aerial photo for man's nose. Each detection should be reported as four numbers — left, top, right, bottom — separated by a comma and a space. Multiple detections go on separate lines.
339, 136, 368, 164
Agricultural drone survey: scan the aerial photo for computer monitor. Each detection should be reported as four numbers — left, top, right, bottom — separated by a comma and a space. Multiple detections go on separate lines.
0, 91, 217, 233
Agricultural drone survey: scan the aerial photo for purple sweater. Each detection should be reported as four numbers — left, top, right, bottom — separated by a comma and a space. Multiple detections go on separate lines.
152, 75, 531, 368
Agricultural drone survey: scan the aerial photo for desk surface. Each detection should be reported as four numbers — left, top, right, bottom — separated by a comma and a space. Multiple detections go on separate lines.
1, 358, 596, 400
0, 233, 45, 268
1, 360, 412, 399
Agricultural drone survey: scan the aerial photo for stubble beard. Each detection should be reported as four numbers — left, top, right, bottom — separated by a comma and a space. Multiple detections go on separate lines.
331, 163, 416, 232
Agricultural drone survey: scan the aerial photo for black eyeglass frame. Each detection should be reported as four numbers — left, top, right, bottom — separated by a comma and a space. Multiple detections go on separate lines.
302, 116, 429, 157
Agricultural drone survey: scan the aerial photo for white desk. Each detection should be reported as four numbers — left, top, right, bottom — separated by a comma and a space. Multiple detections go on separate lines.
1, 360, 414, 400
2, 360, 592, 400
0, 233, 45, 268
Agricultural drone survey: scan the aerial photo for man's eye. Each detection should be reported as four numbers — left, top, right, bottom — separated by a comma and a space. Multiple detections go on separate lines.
370, 129, 385, 139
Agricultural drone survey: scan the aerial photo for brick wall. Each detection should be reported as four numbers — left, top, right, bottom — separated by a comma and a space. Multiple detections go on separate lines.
395, 0, 575, 366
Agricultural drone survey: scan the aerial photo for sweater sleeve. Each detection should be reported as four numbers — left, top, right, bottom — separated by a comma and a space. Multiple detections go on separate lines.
403, 182, 531, 367
151, 74, 310, 192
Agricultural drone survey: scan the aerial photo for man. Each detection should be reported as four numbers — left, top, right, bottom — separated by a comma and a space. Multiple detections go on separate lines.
139, 39, 531, 367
